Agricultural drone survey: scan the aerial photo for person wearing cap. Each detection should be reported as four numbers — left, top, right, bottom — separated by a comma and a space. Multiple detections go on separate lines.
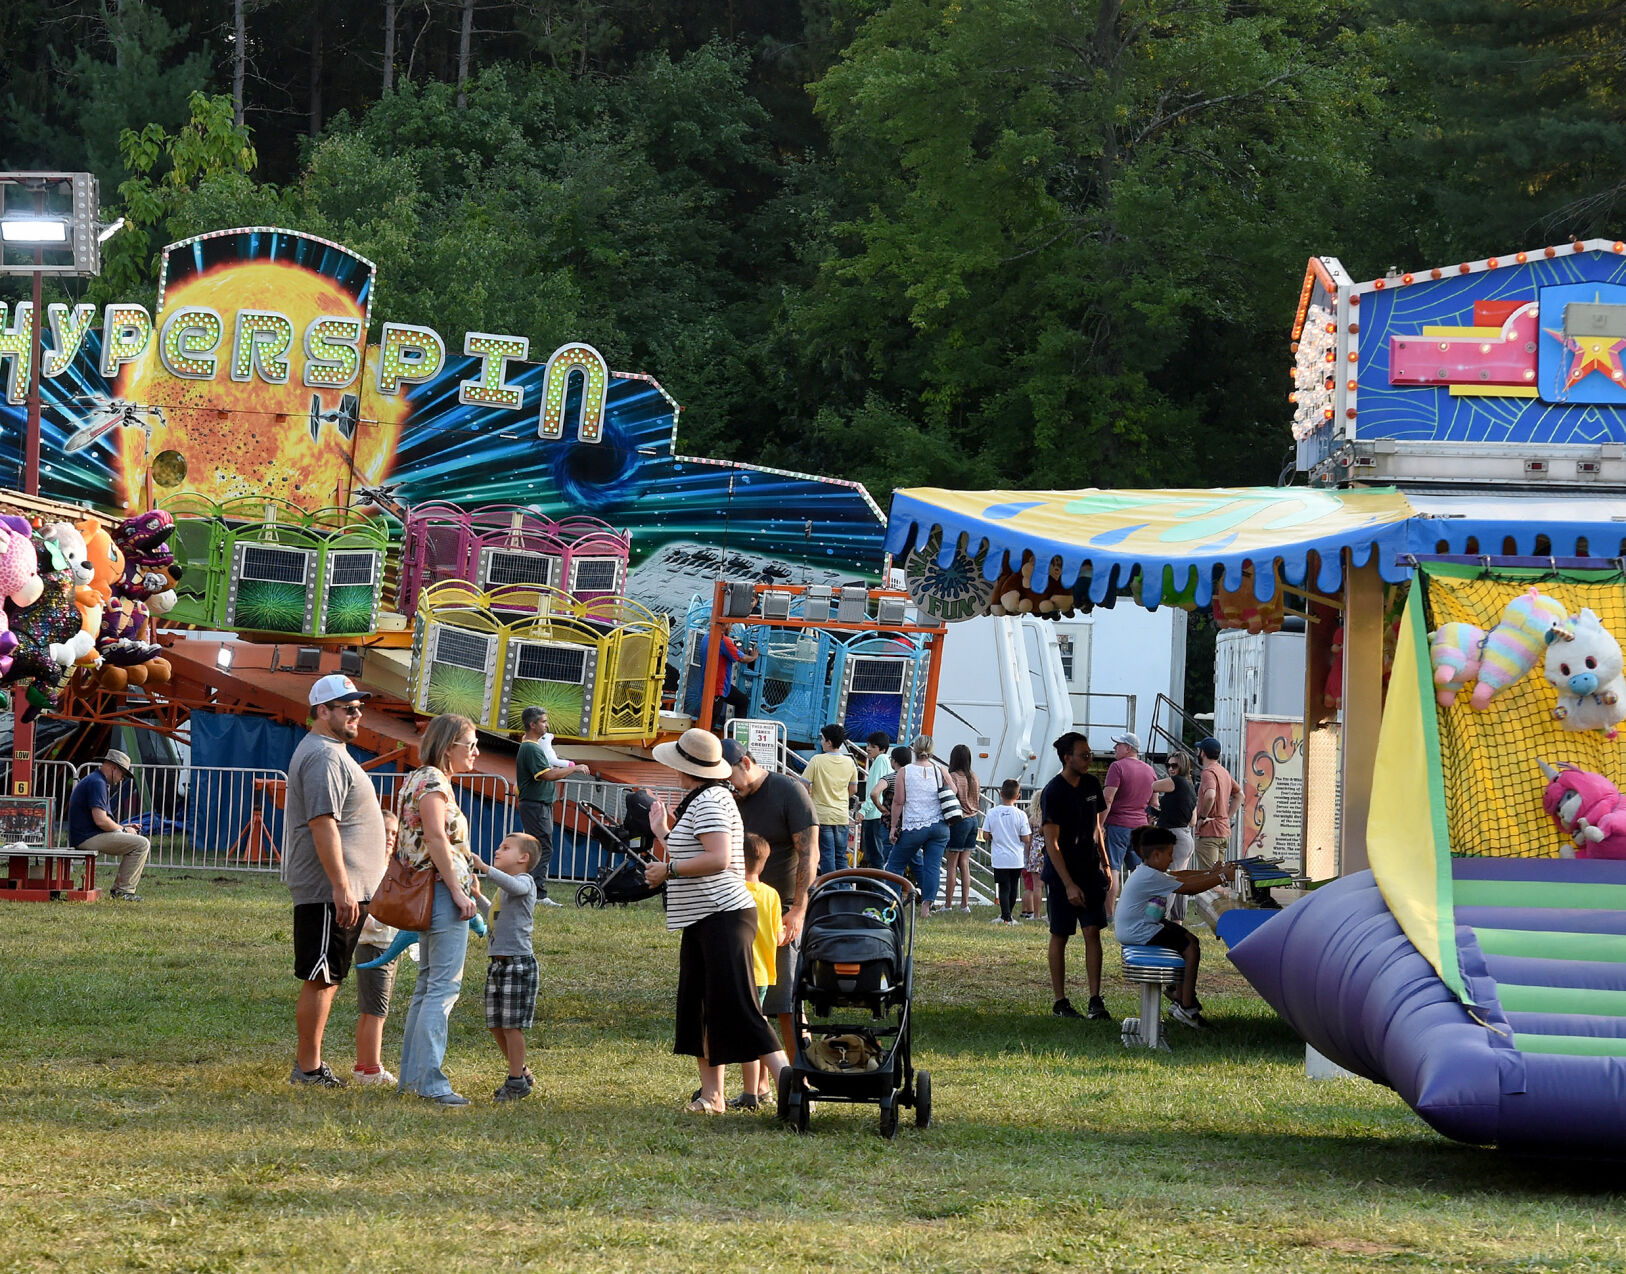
722, 737, 817, 1057
644, 729, 788, 1114
1100, 731, 1157, 893
283, 674, 388, 1089
1194, 737, 1244, 871
515, 706, 590, 906
68, 749, 150, 901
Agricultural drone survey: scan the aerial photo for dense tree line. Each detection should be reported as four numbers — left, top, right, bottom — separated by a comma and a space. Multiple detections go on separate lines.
2, 0, 1622, 499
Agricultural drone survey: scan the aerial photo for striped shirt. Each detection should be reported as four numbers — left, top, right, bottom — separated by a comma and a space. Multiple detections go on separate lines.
663, 785, 754, 930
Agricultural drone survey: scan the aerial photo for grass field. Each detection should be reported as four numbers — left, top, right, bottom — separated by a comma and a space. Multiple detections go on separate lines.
2, 873, 1622, 1273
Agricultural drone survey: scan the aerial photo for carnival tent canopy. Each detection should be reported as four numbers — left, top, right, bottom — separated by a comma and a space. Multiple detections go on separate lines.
885, 487, 1626, 607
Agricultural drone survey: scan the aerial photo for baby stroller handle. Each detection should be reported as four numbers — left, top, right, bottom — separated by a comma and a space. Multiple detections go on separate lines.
814, 867, 916, 902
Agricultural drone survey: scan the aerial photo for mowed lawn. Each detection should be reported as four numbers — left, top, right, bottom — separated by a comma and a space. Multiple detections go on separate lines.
1, 875, 1622, 1273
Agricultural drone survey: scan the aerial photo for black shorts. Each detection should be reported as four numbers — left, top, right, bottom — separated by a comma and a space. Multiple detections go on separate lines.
1148, 921, 1195, 955
1046, 881, 1108, 936
293, 902, 367, 985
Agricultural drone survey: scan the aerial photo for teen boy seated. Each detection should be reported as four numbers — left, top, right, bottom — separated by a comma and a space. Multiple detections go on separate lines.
1113, 826, 1236, 1029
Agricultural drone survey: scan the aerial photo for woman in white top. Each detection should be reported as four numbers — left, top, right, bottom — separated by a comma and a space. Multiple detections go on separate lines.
645, 729, 788, 1114
884, 734, 953, 919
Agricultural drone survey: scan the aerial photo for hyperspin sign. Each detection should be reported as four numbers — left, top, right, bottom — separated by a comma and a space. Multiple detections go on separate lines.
0, 227, 886, 595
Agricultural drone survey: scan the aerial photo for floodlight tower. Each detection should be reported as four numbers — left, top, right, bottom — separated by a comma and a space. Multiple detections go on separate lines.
0, 173, 107, 797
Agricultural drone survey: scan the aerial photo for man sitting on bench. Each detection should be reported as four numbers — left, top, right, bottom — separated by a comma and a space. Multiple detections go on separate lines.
69, 749, 151, 902
1114, 826, 1234, 1030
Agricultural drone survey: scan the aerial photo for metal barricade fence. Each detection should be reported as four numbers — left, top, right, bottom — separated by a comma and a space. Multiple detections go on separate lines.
366, 770, 515, 867
551, 775, 683, 883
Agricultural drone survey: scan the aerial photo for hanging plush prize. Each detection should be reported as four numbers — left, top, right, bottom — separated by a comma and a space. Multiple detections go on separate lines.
1544, 608, 1626, 739
1469, 587, 1569, 710
1429, 621, 1488, 708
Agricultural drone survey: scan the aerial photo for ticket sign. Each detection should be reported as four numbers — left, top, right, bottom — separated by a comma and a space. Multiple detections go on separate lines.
729, 719, 785, 773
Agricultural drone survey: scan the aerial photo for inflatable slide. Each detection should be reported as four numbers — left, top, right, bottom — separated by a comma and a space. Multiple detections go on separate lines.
1231, 564, 1626, 1152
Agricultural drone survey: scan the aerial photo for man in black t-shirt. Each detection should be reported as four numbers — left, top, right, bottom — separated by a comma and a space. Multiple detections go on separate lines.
722, 739, 817, 1056
1041, 731, 1111, 1020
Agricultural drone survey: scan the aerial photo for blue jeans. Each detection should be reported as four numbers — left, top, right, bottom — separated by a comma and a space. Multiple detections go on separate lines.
861, 818, 891, 869
887, 821, 950, 910
1106, 824, 1141, 875
397, 882, 470, 1099
818, 824, 850, 876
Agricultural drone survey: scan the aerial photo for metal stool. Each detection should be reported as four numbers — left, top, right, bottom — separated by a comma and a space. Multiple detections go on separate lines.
1120, 944, 1187, 1050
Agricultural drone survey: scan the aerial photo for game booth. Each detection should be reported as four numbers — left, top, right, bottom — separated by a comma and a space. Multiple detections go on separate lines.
884, 238, 1626, 1154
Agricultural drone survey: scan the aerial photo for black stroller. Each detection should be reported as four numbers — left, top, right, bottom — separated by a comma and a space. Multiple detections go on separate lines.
573, 789, 662, 909
778, 869, 930, 1138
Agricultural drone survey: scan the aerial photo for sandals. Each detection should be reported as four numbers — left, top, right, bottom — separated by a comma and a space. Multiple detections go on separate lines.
684, 1097, 723, 1115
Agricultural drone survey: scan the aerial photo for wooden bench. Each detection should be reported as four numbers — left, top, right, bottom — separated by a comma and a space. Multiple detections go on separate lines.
0, 847, 99, 902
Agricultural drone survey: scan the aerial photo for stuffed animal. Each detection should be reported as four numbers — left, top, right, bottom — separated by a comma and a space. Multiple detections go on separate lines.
1544, 608, 1626, 738
39, 522, 100, 665
989, 553, 1038, 616
1033, 556, 1075, 615
1429, 621, 1489, 708
1324, 625, 1345, 710
3, 555, 87, 720
1470, 587, 1569, 710
1539, 760, 1626, 859
1211, 566, 1286, 635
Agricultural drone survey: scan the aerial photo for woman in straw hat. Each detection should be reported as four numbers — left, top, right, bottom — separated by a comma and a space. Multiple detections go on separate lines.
645, 728, 788, 1114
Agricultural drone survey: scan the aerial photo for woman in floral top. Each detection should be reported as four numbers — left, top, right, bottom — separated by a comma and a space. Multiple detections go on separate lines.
395, 713, 481, 1105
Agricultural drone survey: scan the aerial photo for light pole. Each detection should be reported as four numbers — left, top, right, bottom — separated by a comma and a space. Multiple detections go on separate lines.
0, 173, 105, 797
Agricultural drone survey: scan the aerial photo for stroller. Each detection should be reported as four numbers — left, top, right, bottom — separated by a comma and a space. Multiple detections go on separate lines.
573, 789, 662, 909
778, 869, 930, 1138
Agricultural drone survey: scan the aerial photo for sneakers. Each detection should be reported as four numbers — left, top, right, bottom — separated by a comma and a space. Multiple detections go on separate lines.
352, 1067, 396, 1086
110, 888, 142, 901
1085, 996, 1112, 1021
1165, 985, 1203, 1013
1052, 998, 1084, 1019
289, 1062, 347, 1088
538, 896, 564, 908
1171, 1002, 1209, 1030
991, 916, 1009, 925
960, 905, 972, 914
493, 1074, 533, 1102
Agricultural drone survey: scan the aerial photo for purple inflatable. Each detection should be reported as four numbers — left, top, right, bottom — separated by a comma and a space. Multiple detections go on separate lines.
1229, 870, 1626, 1153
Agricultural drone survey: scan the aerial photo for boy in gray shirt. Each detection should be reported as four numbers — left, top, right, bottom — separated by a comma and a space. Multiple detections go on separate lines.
471, 832, 542, 1101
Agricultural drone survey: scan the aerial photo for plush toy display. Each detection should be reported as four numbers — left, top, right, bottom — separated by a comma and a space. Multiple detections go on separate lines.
1211, 566, 1286, 635
1032, 556, 1075, 615
1429, 622, 1489, 708
1323, 625, 1345, 711
1539, 760, 1626, 859
988, 552, 1039, 616
39, 522, 101, 666
0, 515, 36, 677
1543, 608, 1626, 739
1470, 587, 1570, 710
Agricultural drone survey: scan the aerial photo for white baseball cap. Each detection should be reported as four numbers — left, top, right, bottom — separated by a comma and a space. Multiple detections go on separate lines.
308, 673, 371, 707
1110, 731, 1142, 752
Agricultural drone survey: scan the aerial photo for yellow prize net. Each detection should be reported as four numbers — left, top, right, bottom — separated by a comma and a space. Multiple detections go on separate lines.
1424, 567, 1626, 859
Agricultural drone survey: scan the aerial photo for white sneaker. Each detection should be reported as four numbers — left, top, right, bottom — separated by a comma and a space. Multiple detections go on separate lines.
353, 1067, 397, 1086
538, 897, 564, 908
960, 905, 972, 914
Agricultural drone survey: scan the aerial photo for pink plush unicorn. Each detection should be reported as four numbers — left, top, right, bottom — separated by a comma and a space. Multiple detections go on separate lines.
1539, 760, 1626, 860
0, 514, 41, 678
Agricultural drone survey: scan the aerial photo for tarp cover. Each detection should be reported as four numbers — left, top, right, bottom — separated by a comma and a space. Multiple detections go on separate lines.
885, 487, 1626, 608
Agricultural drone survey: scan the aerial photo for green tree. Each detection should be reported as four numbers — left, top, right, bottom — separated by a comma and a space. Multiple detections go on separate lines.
782, 0, 1400, 497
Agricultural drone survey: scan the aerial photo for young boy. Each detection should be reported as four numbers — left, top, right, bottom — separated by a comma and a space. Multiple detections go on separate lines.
352, 810, 400, 1085
470, 832, 543, 1100
983, 779, 1031, 924
735, 832, 784, 1110
1113, 826, 1236, 1029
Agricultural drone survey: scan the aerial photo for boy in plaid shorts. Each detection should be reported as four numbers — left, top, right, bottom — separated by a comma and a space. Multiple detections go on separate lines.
471, 833, 542, 1101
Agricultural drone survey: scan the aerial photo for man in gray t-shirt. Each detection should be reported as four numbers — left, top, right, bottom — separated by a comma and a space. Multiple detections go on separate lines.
284, 674, 387, 1088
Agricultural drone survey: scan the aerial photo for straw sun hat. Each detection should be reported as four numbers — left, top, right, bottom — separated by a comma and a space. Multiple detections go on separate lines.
652, 728, 733, 780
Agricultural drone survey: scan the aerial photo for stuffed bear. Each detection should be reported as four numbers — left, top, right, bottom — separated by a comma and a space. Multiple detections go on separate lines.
1470, 587, 1569, 710
1544, 608, 1626, 739
1429, 621, 1489, 708
1211, 566, 1286, 635
988, 553, 1038, 616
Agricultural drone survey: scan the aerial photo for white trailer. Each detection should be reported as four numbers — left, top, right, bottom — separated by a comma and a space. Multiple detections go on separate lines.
1052, 607, 1187, 755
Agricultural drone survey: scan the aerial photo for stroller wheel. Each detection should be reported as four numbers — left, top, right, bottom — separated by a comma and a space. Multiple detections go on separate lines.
878, 1096, 899, 1140
576, 883, 605, 909
914, 1069, 932, 1129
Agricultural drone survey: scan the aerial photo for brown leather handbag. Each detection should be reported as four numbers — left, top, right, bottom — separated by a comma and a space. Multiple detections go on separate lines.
366, 853, 436, 931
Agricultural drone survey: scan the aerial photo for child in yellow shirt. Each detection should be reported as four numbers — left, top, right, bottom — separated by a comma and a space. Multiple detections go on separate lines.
735, 832, 784, 1110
